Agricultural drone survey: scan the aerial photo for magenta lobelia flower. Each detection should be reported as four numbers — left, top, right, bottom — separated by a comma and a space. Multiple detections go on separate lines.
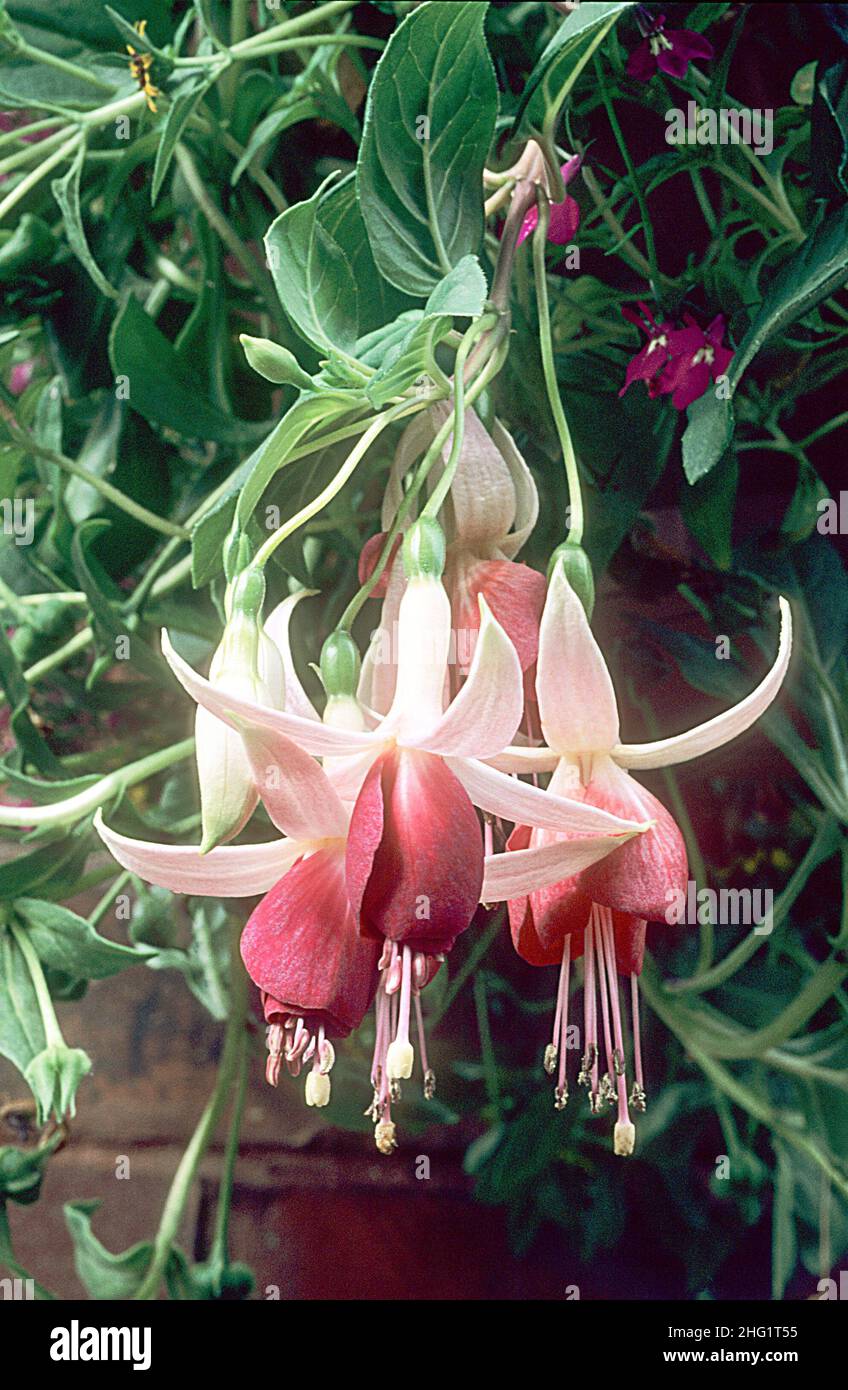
487, 562, 792, 1153
619, 304, 733, 410
626, 10, 714, 82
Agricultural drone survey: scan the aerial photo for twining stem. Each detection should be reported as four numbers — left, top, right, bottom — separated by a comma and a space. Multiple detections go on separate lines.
134, 921, 249, 1301
338, 337, 507, 631
0, 738, 195, 828
253, 401, 414, 570
532, 192, 583, 546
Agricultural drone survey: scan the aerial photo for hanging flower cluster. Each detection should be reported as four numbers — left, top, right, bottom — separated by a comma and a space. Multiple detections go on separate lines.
96, 394, 791, 1159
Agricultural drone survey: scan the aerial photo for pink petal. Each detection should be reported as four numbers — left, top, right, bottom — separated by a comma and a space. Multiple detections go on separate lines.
614, 597, 792, 770
346, 746, 483, 954
382, 578, 451, 741
536, 563, 620, 754
447, 755, 649, 836
358, 547, 406, 718
238, 724, 349, 841
493, 420, 539, 558
94, 810, 301, 895
483, 829, 637, 902
626, 39, 657, 81
432, 403, 518, 546
547, 194, 580, 245
162, 630, 378, 757
451, 557, 546, 673
241, 846, 380, 1037
262, 593, 320, 722
412, 597, 523, 757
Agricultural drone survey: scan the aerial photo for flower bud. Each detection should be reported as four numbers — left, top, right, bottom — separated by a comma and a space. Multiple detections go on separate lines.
402, 516, 446, 580
239, 334, 314, 390
320, 630, 361, 699
548, 542, 595, 619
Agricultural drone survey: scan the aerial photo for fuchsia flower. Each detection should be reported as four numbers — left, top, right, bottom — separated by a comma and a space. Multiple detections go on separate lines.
359, 407, 545, 712
619, 302, 733, 411
490, 563, 792, 1153
96, 541, 644, 1147
517, 153, 582, 246
626, 10, 714, 82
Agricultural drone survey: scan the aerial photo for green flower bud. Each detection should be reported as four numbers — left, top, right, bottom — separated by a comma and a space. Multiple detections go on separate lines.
320, 630, 361, 699
230, 566, 266, 620
548, 542, 595, 619
402, 516, 446, 580
223, 529, 252, 584
239, 335, 315, 390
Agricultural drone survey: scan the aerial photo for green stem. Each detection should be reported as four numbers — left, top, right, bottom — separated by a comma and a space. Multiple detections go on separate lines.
89, 871, 132, 930
16, 40, 116, 93
422, 313, 498, 518
2, 423, 188, 540
0, 738, 195, 829
134, 921, 248, 1301
595, 53, 662, 296
532, 193, 583, 545
208, 1032, 248, 1280
253, 402, 412, 570
174, 145, 278, 317
473, 972, 502, 1115
10, 919, 64, 1049
0, 132, 82, 225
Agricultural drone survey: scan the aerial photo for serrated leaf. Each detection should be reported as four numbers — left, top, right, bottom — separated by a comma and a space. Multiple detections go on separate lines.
357, 0, 498, 296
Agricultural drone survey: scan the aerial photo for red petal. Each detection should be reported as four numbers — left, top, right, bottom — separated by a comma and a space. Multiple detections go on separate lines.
358, 531, 402, 599
241, 847, 380, 1037
505, 823, 592, 966
346, 746, 483, 953
579, 758, 688, 921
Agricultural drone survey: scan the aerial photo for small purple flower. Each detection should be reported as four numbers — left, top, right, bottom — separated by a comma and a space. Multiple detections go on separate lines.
618, 301, 674, 398
657, 313, 733, 410
620, 305, 733, 410
627, 11, 714, 82
517, 155, 582, 246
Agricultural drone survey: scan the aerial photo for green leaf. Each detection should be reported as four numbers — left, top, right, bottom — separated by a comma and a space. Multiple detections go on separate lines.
771, 1142, 797, 1299
51, 142, 119, 300
680, 450, 738, 569
64, 1199, 189, 1300
108, 295, 268, 444
513, 1, 633, 139
71, 518, 171, 688
0, 624, 64, 777
365, 255, 486, 407
317, 173, 417, 335
15, 898, 148, 980
151, 75, 216, 204
0, 924, 46, 1082
357, 0, 498, 296
146, 899, 231, 1020
0, 833, 89, 902
234, 393, 361, 530
682, 203, 848, 480
264, 177, 362, 356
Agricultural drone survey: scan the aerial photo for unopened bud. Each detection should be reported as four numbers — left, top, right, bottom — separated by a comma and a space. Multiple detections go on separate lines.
240, 334, 314, 390
320, 629, 361, 699
402, 516, 446, 580
548, 542, 595, 619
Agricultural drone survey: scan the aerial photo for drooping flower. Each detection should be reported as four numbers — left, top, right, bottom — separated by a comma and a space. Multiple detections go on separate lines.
488, 562, 793, 1152
153, 533, 647, 1136
517, 153, 582, 246
97, 555, 646, 1148
359, 408, 544, 709
626, 10, 714, 82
